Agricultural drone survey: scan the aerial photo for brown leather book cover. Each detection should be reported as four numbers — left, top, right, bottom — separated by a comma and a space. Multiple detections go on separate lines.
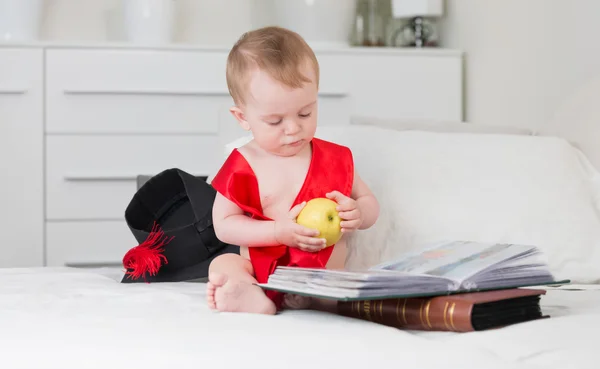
337, 288, 547, 332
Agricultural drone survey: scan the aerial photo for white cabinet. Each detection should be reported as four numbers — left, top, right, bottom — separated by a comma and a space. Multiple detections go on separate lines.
0, 48, 44, 267
0, 44, 463, 268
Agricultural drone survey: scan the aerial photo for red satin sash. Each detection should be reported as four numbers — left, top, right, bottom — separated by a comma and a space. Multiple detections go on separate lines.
210, 138, 354, 308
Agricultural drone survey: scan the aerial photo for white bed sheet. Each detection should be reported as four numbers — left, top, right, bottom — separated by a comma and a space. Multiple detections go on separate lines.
1, 267, 597, 369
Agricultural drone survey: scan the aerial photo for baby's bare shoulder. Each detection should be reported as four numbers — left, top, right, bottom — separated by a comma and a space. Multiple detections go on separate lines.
236, 140, 255, 156
237, 142, 261, 163
236, 143, 274, 174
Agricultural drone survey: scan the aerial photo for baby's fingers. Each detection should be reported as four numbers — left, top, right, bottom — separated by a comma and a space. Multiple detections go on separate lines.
326, 190, 345, 202
288, 201, 307, 220
338, 209, 360, 220
294, 224, 320, 237
296, 234, 326, 246
341, 219, 362, 231
297, 242, 326, 252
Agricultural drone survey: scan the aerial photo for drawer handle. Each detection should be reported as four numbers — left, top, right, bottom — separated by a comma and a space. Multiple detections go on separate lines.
320, 91, 348, 97
0, 88, 28, 95
64, 174, 148, 181
64, 173, 208, 181
63, 88, 229, 97
64, 262, 124, 268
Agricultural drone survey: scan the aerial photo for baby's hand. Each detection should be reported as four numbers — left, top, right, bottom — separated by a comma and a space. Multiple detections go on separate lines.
326, 191, 363, 233
274, 202, 327, 252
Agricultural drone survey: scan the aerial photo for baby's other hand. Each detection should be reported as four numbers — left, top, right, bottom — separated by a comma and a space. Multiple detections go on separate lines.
274, 202, 327, 252
326, 191, 363, 233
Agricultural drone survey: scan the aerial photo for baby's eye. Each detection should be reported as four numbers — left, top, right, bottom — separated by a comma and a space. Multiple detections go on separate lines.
299, 112, 312, 118
266, 119, 282, 125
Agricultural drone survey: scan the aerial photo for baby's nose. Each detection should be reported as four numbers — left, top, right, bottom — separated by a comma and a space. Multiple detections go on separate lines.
284, 120, 301, 135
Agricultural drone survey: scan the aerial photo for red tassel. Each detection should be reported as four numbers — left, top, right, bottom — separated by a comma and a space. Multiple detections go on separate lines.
122, 222, 173, 282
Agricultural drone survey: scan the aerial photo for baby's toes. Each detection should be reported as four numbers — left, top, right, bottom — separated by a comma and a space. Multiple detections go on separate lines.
206, 283, 217, 309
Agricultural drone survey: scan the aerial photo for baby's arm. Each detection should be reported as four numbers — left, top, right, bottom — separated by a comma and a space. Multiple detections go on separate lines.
326, 169, 379, 232
212, 193, 278, 247
351, 170, 380, 230
213, 192, 325, 251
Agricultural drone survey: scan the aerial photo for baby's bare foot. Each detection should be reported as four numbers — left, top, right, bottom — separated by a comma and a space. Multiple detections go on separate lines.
283, 293, 312, 310
207, 273, 276, 315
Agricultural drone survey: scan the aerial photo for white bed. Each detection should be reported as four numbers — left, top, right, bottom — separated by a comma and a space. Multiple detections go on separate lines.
1, 267, 599, 369
3, 77, 600, 369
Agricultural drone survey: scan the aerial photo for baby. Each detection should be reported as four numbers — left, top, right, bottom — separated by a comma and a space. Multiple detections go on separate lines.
206, 26, 380, 315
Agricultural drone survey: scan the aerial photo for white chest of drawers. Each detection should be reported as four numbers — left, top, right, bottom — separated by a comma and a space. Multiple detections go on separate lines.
0, 43, 463, 268
0, 48, 44, 268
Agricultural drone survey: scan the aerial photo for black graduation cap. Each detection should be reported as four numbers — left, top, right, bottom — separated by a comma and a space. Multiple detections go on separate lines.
120, 168, 239, 283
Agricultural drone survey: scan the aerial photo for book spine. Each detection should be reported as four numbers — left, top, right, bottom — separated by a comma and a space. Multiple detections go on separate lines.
337, 297, 474, 332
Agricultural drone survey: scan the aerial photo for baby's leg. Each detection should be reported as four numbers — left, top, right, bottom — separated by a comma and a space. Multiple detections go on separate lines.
310, 298, 338, 314
281, 294, 337, 312
206, 253, 276, 315
282, 293, 312, 310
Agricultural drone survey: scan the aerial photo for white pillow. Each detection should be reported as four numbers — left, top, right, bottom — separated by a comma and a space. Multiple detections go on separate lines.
312, 125, 600, 284
350, 115, 535, 136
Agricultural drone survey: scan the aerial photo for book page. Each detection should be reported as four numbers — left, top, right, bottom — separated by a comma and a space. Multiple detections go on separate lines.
370, 241, 537, 282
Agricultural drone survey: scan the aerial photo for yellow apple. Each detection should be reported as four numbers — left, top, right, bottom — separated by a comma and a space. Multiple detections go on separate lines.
296, 198, 342, 247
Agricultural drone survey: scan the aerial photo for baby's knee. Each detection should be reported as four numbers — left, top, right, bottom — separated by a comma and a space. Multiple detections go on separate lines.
209, 253, 253, 276
208, 253, 237, 273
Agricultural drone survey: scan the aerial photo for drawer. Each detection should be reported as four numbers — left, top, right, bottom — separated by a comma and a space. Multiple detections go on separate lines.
46, 220, 134, 267
314, 53, 352, 96
346, 52, 463, 120
45, 48, 231, 134
0, 48, 43, 92
46, 135, 220, 220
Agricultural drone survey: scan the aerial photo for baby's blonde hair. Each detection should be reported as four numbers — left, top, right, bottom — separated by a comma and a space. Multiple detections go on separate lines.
226, 26, 320, 106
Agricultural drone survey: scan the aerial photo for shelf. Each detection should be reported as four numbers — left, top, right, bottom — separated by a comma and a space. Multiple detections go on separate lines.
0, 41, 463, 57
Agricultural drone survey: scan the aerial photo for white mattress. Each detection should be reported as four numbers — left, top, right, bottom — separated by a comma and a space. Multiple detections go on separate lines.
1, 267, 598, 369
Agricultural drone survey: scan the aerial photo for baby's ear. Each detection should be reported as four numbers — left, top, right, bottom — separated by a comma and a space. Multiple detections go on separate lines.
229, 106, 250, 131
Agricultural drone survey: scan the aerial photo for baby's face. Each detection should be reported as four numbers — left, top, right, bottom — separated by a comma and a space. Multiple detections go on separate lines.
240, 64, 318, 157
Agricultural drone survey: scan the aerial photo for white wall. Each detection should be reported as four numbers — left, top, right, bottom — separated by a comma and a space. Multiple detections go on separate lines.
439, 0, 600, 134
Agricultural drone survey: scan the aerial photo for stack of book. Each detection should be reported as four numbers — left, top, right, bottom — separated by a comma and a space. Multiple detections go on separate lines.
258, 241, 568, 332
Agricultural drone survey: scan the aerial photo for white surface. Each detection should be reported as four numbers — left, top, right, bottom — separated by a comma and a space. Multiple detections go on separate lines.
0, 48, 44, 267
0, 266, 596, 369
313, 126, 600, 284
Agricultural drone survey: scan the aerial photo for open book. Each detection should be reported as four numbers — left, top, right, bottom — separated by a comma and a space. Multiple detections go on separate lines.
257, 241, 568, 301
